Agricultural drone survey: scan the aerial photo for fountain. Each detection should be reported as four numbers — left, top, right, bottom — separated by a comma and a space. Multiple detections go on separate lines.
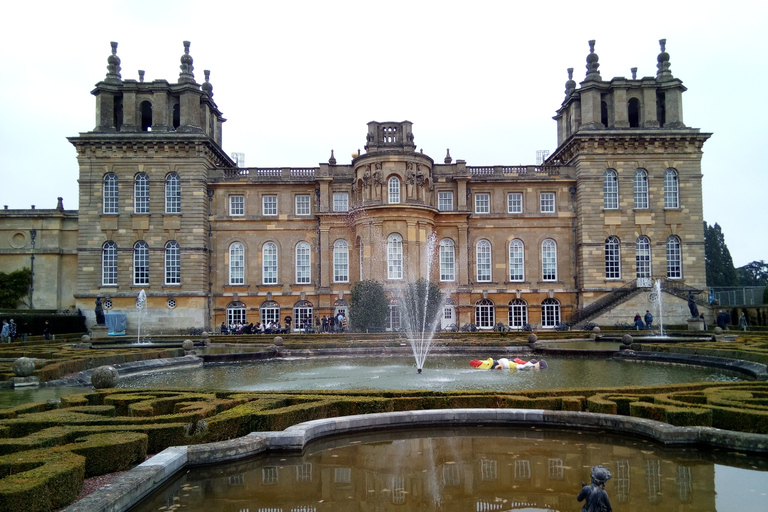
135, 289, 148, 343
652, 278, 666, 336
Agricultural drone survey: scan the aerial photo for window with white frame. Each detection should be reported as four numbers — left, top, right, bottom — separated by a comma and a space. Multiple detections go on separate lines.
263, 242, 278, 284
666, 236, 682, 279
664, 168, 679, 208
165, 173, 180, 214
295, 194, 311, 216
603, 170, 618, 209
333, 192, 349, 212
509, 239, 524, 281
102, 241, 118, 285
605, 236, 621, 279
475, 193, 490, 214
295, 242, 311, 284
133, 241, 149, 285
103, 173, 119, 214
293, 300, 314, 331
541, 298, 561, 328
438, 191, 453, 211
634, 169, 649, 209
542, 239, 557, 281
439, 239, 455, 282
164, 241, 180, 285
474, 298, 495, 328
226, 301, 247, 326
388, 301, 401, 331
507, 192, 523, 213
229, 242, 244, 285
334, 240, 349, 282
540, 192, 555, 213
388, 177, 400, 204
508, 298, 528, 328
387, 234, 403, 280
229, 195, 244, 216
262, 195, 277, 215
636, 236, 651, 280
134, 173, 149, 214
476, 239, 492, 282
260, 301, 280, 325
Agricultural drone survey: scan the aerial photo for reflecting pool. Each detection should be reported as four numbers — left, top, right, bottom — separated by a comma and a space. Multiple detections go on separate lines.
132, 426, 768, 512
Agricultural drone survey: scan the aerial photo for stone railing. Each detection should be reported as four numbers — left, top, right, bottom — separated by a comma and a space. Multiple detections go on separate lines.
467, 165, 562, 177
221, 167, 319, 180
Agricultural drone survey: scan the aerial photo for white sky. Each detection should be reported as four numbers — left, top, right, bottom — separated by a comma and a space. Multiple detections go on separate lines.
1, 0, 765, 267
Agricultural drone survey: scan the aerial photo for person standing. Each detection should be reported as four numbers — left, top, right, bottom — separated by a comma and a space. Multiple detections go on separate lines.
8, 320, 16, 343
633, 313, 643, 330
1, 320, 9, 343
284, 315, 293, 332
321, 315, 329, 333
644, 310, 653, 330
43, 320, 51, 340
738, 312, 748, 331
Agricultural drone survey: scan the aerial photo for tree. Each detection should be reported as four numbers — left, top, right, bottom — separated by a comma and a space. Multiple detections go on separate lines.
0, 268, 32, 309
736, 260, 768, 286
704, 222, 737, 286
400, 278, 444, 333
349, 280, 389, 332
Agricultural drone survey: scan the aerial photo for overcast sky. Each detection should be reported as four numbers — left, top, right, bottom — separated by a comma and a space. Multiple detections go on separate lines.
1, 0, 765, 267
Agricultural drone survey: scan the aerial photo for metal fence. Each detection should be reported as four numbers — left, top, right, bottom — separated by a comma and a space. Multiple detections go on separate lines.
710, 286, 766, 306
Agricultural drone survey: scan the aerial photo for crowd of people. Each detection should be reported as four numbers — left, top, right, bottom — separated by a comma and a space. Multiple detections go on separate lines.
219, 312, 350, 335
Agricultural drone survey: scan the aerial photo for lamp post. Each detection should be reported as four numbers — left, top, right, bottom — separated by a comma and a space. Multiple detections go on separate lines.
29, 229, 36, 309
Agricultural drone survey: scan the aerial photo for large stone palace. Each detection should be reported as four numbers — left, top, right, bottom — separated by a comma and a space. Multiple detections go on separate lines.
0, 39, 711, 333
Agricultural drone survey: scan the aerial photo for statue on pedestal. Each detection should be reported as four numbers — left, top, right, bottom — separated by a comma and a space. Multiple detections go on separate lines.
577, 465, 612, 512
687, 290, 700, 318
95, 296, 106, 326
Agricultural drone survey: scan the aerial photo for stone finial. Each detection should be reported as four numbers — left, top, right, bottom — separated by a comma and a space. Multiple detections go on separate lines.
329, 149, 337, 165
179, 41, 196, 84
138, 70, 145, 83
564, 67, 576, 97
105, 41, 122, 83
656, 38, 673, 81
584, 40, 601, 82
444, 148, 452, 164
631, 67, 637, 80
57, 197, 64, 210
202, 69, 213, 97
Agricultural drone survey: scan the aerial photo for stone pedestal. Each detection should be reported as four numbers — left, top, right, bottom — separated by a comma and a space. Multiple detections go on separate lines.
11, 376, 40, 388
91, 325, 109, 339
687, 318, 705, 331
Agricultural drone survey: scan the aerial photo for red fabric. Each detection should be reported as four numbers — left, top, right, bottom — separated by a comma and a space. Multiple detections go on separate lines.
469, 360, 483, 367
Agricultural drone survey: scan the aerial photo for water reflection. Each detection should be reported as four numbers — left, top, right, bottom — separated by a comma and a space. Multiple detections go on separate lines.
132, 427, 768, 512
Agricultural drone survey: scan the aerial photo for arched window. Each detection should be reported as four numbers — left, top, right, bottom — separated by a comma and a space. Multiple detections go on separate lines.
508, 298, 528, 329
605, 236, 621, 279
387, 234, 403, 280
164, 241, 180, 285
476, 239, 491, 282
334, 240, 349, 283
260, 300, 280, 326
633, 169, 649, 209
603, 170, 618, 209
226, 301, 246, 326
666, 236, 682, 279
134, 173, 149, 214
664, 169, 679, 208
628, 98, 640, 127
474, 298, 495, 328
165, 173, 180, 214
103, 173, 119, 214
102, 241, 118, 285
509, 239, 524, 282
388, 176, 400, 204
133, 241, 149, 285
140, 100, 153, 131
636, 236, 651, 283
542, 239, 557, 281
293, 300, 314, 331
295, 241, 311, 284
229, 242, 244, 285
439, 239, 455, 282
541, 298, 561, 328
263, 242, 278, 284
656, 91, 666, 127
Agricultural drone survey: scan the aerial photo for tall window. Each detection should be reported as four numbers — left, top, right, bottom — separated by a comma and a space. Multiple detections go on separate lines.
140, 100, 152, 131
165, 173, 180, 214
476, 239, 491, 282
636, 236, 651, 281
263, 195, 277, 216
333, 192, 349, 212
260, 301, 280, 325
542, 239, 557, 281
664, 168, 679, 208
633, 169, 649, 209
134, 173, 149, 214
509, 239, 524, 282
133, 241, 149, 285
439, 239, 455, 282
164, 241, 180, 285
605, 236, 621, 279
387, 234, 403, 280
628, 97, 640, 127
666, 236, 682, 279
229, 195, 244, 216
540, 192, 555, 213
295, 194, 310, 216
103, 173, 119, 214
438, 191, 453, 211
508, 299, 528, 328
263, 242, 278, 284
333, 240, 349, 282
474, 298, 495, 328
295, 242, 311, 284
102, 241, 118, 285
475, 193, 490, 214
229, 242, 244, 285
226, 301, 246, 326
541, 298, 561, 328
603, 170, 618, 209
388, 177, 400, 204
507, 192, 523, 213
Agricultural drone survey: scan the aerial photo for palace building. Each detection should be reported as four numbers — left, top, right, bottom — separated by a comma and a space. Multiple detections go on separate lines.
0, 39, 711, 333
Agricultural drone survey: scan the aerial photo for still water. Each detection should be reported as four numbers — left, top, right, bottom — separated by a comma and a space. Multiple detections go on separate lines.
130, 426, 768, 512
118, 355, 743, 392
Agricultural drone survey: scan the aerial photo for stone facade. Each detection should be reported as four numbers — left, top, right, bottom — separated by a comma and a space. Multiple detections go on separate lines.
0, 39, 710, 333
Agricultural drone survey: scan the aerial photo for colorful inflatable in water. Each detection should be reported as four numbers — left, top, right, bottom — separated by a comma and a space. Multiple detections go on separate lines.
469, 357, 548, 370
